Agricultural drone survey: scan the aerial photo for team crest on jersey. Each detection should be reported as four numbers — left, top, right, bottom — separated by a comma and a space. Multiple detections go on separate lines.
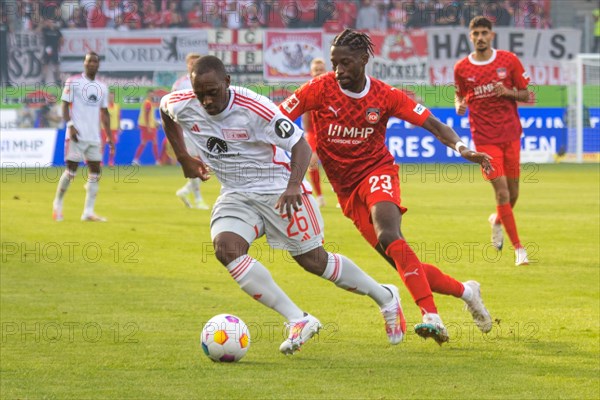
281, 94, 299, 113
366, 108, 380, 124
206, 137, 228, 154
222, 128, 249, 140
496, 68, 507, 79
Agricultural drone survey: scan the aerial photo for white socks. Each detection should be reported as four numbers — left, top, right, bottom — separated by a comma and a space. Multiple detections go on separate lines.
321, 253, 392, 307
83, 173, 99, 216
226, 255, 304, 321
188, 178, 202, 202
461, 283, 474, 302
53, 170, 75, 209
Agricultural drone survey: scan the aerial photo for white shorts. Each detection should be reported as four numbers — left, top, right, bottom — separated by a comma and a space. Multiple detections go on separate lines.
210, 192, 324, 256
65, 139, 102, 163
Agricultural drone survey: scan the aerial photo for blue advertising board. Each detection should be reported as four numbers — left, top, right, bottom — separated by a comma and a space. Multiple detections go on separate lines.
50, 107, 598, 166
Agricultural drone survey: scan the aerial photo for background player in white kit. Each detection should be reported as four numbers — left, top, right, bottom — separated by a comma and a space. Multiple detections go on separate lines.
52, 51, 113, 222
171, 52, 209, 210
160, 55, 406, 354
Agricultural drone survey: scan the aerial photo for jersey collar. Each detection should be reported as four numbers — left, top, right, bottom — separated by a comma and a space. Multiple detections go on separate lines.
468, 48, 497, 66
339, 75, 371, 99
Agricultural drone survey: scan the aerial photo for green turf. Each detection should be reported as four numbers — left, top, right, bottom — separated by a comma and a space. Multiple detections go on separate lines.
1, 163, 599, 399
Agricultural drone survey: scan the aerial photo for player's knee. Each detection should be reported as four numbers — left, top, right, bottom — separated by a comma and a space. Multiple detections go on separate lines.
495, 188, 510, 204
293, 248, 327, 275
213, 240, 245, 266
377, 231, 401, 251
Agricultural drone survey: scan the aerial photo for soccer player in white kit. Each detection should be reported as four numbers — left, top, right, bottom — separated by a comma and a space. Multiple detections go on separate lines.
52, 51, 113, 222
160, 55, 407, 355
171, 52, 209, 210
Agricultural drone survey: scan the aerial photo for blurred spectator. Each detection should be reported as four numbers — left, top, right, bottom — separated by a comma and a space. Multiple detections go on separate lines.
103, 0, 123, 28
0, 7, 12, 86
388, 0, 408, 32
461, 0, 482, 27
513, 0, 550, 28
295, 0, 318, 28
162, 1, 184, 28
66, 6, 87, 28
224, 0, 243, 29
242, 0, 263, 28
486, 0, 512, 27
19, 0, 42, 31
261, 0, 286, 28
87, 0, 108, 28
187, 2, 213, 28
356, 0, 380, 30
142, 1, 161, 28
376, 2, 388, 31
338, 0, 358, 29
435, 0, 461, 27
40, 17, 63, 85
60, 1, 80, 26
123, 3, 143, 29
406, 0, 432, 28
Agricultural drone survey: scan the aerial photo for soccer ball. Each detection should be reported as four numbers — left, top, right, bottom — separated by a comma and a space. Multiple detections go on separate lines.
201, 314, 250, 362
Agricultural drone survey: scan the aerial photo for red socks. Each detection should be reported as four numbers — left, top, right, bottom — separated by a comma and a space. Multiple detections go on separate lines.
386, 239, 437, 314
309, 168, 322, 196
497, 203, 522, 248
421, 263, 464, 297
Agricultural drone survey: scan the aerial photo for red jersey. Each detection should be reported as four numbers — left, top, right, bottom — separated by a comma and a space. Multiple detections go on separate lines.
280, 72, 431, 196
454, 49, 530, 145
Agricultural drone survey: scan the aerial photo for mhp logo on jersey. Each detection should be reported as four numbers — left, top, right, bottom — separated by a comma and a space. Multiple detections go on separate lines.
274, 119, 295, 139
366, 108, 380, 124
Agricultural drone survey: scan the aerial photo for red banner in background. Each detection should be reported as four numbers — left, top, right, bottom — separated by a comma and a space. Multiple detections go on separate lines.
367, 30, 429, 84
263, 30, 323, 82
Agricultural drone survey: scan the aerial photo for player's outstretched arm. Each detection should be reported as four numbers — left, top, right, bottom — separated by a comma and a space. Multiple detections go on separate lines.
422, 114, 493, 174
455, 95, 467, 115
275, 137, 312, 220
160, 109, 210, 181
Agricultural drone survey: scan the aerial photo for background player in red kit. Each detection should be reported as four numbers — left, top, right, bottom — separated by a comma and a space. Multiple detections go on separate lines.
301, 58, 327, 207
279, 29, 494, 345
454, 16, 531, 266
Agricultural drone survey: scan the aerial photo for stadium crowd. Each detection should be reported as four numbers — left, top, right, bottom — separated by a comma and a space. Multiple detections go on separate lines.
3, 0, 552, 32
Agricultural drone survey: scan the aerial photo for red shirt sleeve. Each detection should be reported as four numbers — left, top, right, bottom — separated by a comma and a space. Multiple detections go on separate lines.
389, 88, 431, 126
279, 75, 324, 120
510, 53, 530, 90
454, 61, 467, 98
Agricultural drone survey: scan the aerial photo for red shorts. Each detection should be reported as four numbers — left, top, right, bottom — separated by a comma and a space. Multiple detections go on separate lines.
476, 139, 521, 180
337, 164, 407, 248
140, 127, 157, 142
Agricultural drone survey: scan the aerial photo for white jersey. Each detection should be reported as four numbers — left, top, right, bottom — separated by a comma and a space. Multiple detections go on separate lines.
171, 74, 192, 91
61, 73, 109, 143
160, 86, 312, 195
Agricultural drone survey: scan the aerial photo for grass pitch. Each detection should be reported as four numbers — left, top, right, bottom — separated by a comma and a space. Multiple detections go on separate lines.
1, 163, 599, 399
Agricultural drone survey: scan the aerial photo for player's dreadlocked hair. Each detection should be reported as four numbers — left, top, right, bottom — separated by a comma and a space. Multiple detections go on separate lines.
331, 29, 375, 57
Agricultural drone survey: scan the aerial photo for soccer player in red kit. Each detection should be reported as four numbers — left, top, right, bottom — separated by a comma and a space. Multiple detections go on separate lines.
454, 16, 530, 266
280, 29, 494, 345
301, 57, 327, 207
